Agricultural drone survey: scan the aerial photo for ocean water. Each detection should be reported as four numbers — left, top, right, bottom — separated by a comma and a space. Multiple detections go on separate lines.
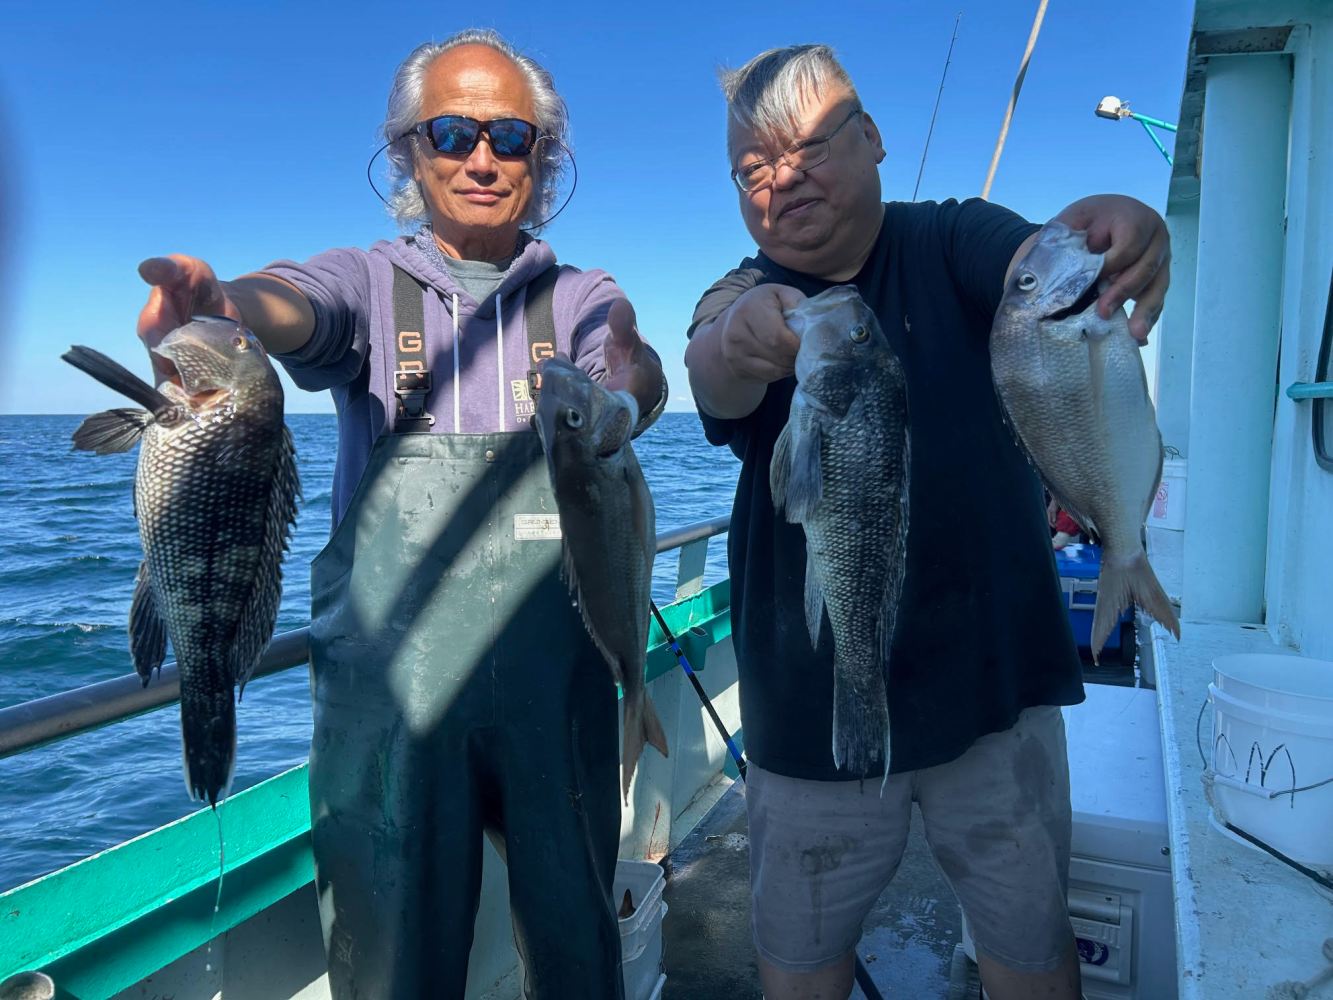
0, 411, 740, 892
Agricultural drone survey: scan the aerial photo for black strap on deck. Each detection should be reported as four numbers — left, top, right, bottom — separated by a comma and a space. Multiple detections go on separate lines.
524, 264, 560, 404
391, 265, 434, 432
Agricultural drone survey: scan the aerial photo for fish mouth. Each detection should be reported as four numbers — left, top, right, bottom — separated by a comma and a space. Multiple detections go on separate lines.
782, 285, 865, 339
153, 320, 240, 405
1043, 282, 1101, 322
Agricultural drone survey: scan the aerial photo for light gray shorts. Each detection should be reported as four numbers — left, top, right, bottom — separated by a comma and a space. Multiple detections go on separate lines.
746, 706, 1073, 974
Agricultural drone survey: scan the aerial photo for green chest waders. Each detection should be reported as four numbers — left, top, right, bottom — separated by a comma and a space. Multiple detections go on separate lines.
306, 267, 625, 999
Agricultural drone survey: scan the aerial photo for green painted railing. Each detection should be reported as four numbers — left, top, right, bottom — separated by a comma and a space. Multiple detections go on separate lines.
0, 583, 732, 998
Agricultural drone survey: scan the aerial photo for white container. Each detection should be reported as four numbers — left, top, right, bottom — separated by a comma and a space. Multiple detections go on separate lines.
615, 859, 668, 1000
1208, 654, 1333, 870
1147, 457, 1187, 530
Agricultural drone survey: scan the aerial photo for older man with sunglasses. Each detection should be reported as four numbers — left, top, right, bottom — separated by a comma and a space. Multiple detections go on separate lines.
136, 29, 664, 1000
686, 45, 1170, 1000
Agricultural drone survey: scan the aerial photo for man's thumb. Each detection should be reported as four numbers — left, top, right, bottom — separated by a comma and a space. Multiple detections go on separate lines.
608, 298, 639, 342
770, 284, 807, 312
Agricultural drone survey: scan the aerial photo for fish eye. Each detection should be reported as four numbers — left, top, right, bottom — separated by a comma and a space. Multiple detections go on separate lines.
563, 408, 584, 429
849, 324, 869, 343
1018, 273, 1038, 292
232, 335, 249, 351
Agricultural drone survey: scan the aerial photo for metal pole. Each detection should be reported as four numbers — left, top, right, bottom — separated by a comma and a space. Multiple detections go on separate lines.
1134, 116, 1174, 166
980, 0, 1050, 200
1127, 111, 1178, 133
1130, 117, 1173, 166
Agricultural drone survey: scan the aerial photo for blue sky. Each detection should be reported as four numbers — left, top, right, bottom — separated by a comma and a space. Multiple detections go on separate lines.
0, 0, 1192, 414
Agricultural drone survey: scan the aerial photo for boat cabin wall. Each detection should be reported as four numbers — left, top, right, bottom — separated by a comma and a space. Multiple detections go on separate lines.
1155, 0, 1333, 655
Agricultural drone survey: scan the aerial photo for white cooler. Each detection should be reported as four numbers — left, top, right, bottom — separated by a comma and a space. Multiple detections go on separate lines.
960, 684, 1177, 999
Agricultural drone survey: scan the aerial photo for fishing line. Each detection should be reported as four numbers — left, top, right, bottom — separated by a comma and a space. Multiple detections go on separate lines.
365, 134, 578, 232
648, 599, 886, 1000
205, 801, 227, 976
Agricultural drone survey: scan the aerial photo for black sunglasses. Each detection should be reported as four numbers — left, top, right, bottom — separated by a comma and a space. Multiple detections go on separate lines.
404, 114, 542, 157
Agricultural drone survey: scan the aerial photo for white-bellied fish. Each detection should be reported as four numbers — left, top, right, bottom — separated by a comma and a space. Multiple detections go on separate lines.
990, 221, 1180, 659
63, 318, 300, 805
770, 285, 910, 781
534, 357, 668, 802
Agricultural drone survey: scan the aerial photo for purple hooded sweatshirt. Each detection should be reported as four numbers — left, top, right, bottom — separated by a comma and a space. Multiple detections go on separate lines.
264, 235, 656, 528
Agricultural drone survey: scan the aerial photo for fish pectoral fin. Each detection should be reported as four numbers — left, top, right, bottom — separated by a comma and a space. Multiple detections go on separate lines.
773, 418, 823, 523
129, 562, 167, 686
800, 365, 858, 419
229, 425, 302, 696
71, 408, 153, 455
592, 392, 636, 458
803, 553, 825, 649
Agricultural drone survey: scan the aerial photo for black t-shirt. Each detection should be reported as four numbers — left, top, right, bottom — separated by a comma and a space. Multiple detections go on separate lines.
690, 198, 1085, 781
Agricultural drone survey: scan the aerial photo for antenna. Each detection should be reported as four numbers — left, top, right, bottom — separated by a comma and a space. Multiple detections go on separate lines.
913, 12, 963, 202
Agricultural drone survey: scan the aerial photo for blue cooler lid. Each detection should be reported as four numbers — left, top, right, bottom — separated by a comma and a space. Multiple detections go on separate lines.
1054, 542, 1101, 580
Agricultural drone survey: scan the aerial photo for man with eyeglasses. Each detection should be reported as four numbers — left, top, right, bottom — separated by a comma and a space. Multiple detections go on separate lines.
135, 29, 665, 1000
685, 45, 1170, 1000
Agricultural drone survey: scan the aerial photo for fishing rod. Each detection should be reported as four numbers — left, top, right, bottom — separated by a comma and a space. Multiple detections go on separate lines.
648, 600, 886, 1000
913, 11, 963, 202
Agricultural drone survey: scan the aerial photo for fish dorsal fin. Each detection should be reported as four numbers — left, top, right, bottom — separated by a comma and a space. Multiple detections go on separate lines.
990, 384, 1101, 542
129, 560, 167, 685
561, 538, 622, 683
228, 424, 302, 694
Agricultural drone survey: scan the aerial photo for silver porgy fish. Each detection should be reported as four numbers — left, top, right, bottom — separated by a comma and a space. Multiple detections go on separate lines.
534, 357, 669, 802
63, 318, 300, 805
990, 221, 1181, 659
770, 286, 910, 781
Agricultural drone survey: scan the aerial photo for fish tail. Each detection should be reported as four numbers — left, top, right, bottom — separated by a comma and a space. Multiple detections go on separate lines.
180, 686, 237, 807
831, 666, 890, 777
620, 689, 670, 804
1092, 550, 1181, 662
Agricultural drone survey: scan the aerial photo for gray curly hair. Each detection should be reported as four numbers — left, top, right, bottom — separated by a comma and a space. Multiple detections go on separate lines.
380, 29, 570, 231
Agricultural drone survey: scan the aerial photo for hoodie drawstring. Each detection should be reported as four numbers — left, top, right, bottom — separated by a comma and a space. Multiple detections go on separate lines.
452, 293, 461, 434
495, 293, 506, 431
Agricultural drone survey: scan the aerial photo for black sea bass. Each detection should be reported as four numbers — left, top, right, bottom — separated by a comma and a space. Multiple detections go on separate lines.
990, 222, 1180, 659
770, 286, 910, 782
63, 318, 300, 805
535, 357, 669, 802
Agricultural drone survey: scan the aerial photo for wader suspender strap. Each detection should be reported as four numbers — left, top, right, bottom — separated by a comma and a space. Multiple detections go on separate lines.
392, 265, 433, 432
389, 262, 560, 430
524, 264, 560, 403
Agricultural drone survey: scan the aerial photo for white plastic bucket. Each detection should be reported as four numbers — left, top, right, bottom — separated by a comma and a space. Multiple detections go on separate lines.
1208, 654, 1333, 870
615, 859, 668, 1000
1147, 457, 1187, 530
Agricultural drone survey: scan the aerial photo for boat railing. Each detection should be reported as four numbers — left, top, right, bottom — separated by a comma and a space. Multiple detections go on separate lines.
0, 514, 731, 761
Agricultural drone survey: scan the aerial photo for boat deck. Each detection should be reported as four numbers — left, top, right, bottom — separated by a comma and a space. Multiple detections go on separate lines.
660, 779, 966, 999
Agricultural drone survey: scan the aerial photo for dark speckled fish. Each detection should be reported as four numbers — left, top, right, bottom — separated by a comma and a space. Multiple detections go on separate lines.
770, 286, 910, 783
63, 318, 300, 805
535, 357, 669, 803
